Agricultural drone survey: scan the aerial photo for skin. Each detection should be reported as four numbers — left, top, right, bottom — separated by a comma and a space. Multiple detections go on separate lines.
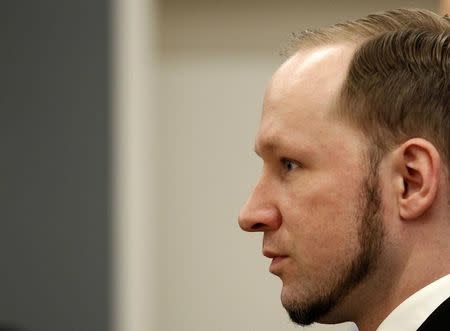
238, 44, 450, 330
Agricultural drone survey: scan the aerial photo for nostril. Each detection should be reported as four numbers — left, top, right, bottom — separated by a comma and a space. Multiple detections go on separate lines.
251, 223, 265, 231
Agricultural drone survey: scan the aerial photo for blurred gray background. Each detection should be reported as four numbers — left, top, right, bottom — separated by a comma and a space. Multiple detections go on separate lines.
1, 1, 110, 331
1, 1, 442, 331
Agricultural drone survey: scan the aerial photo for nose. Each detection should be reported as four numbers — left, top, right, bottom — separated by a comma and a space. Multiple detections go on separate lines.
238, 179, 282, 232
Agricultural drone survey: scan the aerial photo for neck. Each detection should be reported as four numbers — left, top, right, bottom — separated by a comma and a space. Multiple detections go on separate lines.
354, 233, 450, 331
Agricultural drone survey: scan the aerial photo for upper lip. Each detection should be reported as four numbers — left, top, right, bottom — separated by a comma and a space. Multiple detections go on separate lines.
263, 249, 287, 259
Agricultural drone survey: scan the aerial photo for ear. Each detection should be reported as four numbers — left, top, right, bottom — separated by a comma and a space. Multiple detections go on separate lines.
392, 138, 441, 220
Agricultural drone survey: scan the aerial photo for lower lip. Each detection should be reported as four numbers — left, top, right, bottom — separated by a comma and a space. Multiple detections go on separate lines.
269, 256, 287, 273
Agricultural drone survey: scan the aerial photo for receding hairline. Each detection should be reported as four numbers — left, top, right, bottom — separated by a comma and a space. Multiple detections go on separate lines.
265, 43, 358, 122
280, 8, 450, 57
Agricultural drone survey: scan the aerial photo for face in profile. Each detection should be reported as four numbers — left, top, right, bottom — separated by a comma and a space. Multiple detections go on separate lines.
238, 45, 386, 325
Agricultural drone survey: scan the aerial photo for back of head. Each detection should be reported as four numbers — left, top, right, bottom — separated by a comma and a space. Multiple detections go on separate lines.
290, 8, 450, 168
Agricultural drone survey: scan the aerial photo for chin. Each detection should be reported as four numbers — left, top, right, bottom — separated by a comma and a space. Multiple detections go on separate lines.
280, 279, 346, 326
283, 296, 336, 326
280, 284, 317, 325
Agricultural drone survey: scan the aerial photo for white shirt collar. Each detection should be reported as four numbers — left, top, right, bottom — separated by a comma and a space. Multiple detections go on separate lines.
376, 274, 450, 331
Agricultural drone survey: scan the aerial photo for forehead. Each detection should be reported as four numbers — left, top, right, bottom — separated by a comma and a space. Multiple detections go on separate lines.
256, 45, 357, 154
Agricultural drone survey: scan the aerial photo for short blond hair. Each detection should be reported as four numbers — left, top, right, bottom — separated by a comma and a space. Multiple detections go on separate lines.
290, 8, 450, 165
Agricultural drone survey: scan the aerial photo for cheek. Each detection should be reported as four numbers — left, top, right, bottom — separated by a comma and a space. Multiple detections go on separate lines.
282, 173, 363, 267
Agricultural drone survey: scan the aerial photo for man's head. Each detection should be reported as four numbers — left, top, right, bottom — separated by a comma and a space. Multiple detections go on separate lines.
238, 8, 450, 329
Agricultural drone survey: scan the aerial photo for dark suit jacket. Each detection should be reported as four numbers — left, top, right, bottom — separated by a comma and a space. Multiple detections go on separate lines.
417, 296, 450, 330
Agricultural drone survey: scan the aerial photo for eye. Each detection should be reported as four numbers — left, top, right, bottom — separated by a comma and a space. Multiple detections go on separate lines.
281, 158, 300, 171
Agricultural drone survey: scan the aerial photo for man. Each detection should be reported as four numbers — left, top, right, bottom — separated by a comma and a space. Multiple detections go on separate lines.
238, 8, 450, 331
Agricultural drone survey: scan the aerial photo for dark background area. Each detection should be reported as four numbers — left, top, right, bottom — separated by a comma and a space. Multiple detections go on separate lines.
0, 1, 110, 331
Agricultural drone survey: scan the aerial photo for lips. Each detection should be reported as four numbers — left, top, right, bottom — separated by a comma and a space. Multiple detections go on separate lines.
263, 249, 288, 274
269, 255, 288, 273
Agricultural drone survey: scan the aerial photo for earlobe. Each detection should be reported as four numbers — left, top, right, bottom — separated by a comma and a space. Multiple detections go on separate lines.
395, 139, 441, 220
